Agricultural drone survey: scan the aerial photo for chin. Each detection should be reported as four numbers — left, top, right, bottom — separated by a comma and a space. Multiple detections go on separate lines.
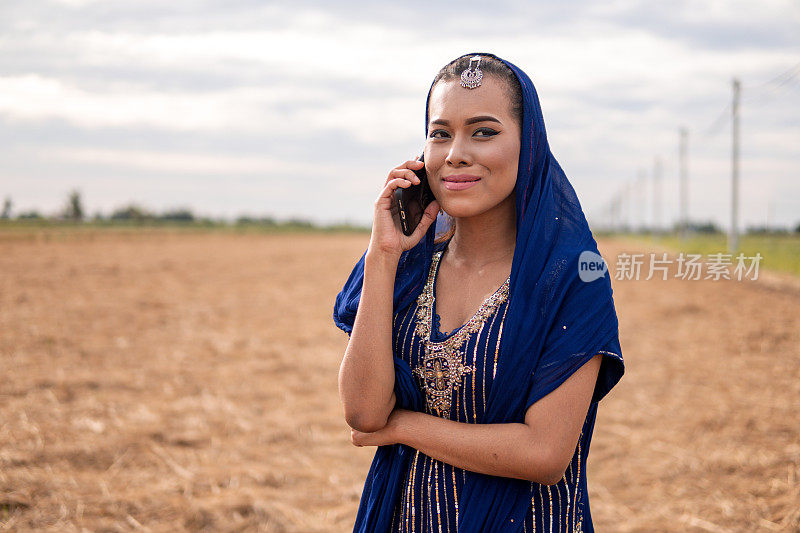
440, 200, 492, 219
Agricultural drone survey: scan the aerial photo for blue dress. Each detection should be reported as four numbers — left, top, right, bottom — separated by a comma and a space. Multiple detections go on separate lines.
389, 238, 612, 532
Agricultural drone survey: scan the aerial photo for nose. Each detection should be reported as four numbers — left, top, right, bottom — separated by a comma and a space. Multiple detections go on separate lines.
445, 134, 472, 167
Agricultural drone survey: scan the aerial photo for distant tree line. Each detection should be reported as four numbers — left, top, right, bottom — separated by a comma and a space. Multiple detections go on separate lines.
599, 219, 800, 235
0, 190, 367, 231
3, 190, 799, 234
107, 204, 195, 222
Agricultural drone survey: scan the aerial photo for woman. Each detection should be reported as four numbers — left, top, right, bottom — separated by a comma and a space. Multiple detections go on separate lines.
333, 52, 624, 533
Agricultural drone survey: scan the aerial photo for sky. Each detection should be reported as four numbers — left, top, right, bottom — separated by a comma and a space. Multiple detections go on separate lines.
1, 0, 798, 230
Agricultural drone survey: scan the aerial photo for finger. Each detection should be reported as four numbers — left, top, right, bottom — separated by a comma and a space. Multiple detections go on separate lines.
409, 200, 440, 240
378, 177, 414, 200
385, 165, 422, 187
385, 160, 424, 186
390, 159, 424, 175
388, 168, 421, 184
399, 158, 424, 169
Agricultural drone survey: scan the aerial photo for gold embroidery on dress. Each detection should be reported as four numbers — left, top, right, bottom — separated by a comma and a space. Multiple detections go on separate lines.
575, 438, 583, 532
563, 465, 571, 532
412, 250, 510, 416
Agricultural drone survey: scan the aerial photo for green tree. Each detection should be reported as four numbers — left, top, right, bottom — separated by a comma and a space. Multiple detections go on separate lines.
110, 204, 152, 223
1, 197, 11, 219
159, 208, 194, 222
64, 189, 84, 221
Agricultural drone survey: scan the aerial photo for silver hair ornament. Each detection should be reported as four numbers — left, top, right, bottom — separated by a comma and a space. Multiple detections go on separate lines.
460, 56, 483, 89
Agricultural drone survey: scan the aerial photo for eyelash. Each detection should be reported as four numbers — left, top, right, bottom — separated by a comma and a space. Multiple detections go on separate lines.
429, 128, 499, 139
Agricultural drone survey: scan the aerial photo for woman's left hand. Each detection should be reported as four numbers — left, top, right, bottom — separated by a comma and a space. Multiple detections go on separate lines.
350, 408, 414, 447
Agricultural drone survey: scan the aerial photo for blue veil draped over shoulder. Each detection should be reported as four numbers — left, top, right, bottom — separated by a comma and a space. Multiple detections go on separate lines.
333, 52, 624, 532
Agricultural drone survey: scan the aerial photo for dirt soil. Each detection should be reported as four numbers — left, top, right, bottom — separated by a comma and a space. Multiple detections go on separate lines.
0, 231, 798, 532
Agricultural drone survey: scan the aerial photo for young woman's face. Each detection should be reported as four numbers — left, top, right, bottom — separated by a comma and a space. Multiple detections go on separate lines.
424, 75, 521, 219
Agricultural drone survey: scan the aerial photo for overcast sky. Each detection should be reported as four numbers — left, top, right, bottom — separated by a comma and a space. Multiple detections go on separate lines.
1, 0, 798, 229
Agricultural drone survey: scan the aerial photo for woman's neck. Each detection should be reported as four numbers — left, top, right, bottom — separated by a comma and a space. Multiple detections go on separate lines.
446, 191, 516, 270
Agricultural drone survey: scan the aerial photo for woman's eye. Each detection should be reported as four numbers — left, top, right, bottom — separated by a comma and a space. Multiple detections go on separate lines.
428, 128, 498, 139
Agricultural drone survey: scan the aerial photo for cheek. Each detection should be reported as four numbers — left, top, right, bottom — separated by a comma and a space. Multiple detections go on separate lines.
424, 146, 447, 180
483, 140, 520, 177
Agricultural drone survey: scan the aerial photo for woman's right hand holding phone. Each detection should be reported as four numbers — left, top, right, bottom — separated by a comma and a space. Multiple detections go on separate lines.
368, 158, 440, 261
343, 159, 438, 434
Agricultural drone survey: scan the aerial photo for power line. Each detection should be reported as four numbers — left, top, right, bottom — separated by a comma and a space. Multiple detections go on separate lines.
701, 103, 731, 137
743, 61, 800, 92
596, 61, 799, 235
701, 61, 799, 135
741, 61, 800, 105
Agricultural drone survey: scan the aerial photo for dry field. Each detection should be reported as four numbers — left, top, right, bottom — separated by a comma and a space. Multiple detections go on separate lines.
1, 230, 798, 532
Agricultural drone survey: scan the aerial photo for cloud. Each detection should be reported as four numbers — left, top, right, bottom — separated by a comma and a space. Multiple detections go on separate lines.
42, 146, 351, 176
0, 74, 295, 131
0, 0, 798, 228
0, 73, 424, 148
587, 0, 800, 50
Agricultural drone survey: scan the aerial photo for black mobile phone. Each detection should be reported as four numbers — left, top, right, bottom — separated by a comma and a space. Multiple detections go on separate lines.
393, 154, 434, 236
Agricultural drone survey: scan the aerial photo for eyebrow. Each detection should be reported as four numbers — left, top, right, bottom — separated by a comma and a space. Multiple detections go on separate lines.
429, 115, 502, 127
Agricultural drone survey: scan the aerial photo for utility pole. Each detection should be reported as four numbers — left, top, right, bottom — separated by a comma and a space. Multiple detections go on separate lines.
679, 127, 689, 241
623, 182, 632, 233
653, 156, 662, 235
766, 198, 774, 230
637, 168, 647, 233
729, 78, 741, 253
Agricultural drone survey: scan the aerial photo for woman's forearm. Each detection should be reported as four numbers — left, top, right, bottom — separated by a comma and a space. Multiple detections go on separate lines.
338, 250, 400, 433
398, 410, 560, 485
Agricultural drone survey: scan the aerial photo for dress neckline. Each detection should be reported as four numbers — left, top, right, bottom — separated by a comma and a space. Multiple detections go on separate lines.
430, 245, 511, 342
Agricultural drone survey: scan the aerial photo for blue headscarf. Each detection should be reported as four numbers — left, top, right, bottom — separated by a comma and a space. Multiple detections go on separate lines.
333, 52, 623, 532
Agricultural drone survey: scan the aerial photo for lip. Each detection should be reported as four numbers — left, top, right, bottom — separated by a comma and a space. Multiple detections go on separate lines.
442, 174, 482, 191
